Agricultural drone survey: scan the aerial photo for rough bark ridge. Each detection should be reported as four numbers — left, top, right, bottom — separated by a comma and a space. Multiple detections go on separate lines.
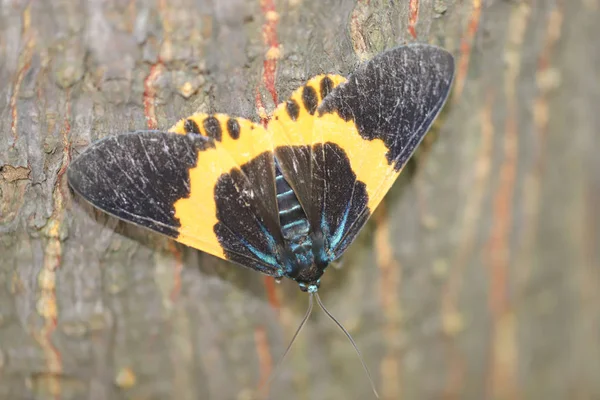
1, 1, 598, 399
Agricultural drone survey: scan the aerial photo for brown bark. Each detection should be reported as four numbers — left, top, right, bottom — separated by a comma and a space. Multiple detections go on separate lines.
1, 0, 598, 399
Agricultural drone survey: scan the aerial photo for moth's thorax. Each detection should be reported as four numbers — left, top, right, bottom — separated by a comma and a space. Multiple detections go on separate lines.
283, 231, 327, 290
293, 260, 324, 291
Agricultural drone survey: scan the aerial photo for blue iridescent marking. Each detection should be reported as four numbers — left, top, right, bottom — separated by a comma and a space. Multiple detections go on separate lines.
257, 221, 278, 250
321, 201, 351, 253
235, 220, 289, 273
238, 236, 278, 267
283, 219, 308, 230
294, 251, 312, 266
279, 204, 302, 214
307, 285, 318, 293
277, 189, 294, 197
317, 245, 329, 264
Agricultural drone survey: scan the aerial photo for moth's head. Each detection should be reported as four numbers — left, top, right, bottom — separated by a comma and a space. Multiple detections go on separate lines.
297, 279, 320, 293
290, 259, 325, 292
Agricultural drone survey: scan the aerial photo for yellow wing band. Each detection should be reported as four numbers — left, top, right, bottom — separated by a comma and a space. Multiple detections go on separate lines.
168, 114, 274, 258
269, 74, 394, 211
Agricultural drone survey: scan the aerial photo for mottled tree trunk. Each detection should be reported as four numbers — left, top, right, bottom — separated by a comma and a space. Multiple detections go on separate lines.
1, 0, 598, 399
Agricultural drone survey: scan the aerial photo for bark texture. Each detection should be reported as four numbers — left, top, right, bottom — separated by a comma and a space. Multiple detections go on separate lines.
1, 0, 598, 399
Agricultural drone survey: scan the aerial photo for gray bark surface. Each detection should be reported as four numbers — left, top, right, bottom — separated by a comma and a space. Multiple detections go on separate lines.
1, 1, 598, 399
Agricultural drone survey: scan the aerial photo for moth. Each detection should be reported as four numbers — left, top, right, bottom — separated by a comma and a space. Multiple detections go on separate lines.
68, 44, 455, 397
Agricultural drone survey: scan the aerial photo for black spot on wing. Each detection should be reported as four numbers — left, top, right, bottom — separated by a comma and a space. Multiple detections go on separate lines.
226, 118, 241, 140
302, 85, 318, 115
68, 131, 213, 237
203, 116, 222, 141
286, 99, 300, 121
320, 76, 334, 99
184, 119, 201, 134
318, 44, 454, 170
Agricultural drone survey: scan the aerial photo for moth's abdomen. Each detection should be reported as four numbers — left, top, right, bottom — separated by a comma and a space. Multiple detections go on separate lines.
275, 161, 309, 241
274, 160, 313, 270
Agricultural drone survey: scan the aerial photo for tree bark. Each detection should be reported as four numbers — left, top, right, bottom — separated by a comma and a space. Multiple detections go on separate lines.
1, 0, 598, 399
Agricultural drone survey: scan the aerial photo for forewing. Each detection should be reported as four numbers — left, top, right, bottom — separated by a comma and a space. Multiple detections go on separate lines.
68, 114, 287, 276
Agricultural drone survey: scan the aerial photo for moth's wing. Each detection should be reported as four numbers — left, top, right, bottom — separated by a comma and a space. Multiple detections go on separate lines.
314, 44, 455, 259
270, 44, 455, 264
268, 73, 347, 229
68, 115, 287, 276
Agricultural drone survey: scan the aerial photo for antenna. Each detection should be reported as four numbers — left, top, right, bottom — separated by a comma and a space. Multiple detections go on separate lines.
315, 293, 379, 399
259, 293, 314, 399
259, 293, 379, 399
